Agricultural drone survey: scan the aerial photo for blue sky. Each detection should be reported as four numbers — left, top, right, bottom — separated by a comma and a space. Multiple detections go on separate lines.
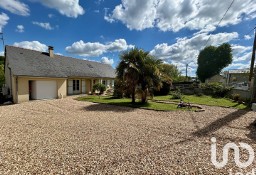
0, 0, 255, 76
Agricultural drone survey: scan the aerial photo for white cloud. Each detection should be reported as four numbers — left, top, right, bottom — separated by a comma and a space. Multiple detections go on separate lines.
13, 41, 48, 52
101, 57, 114, 65
105, 0, 256, 32
244, 35, 252, 40
32, 21, 54, 30
0, 13, 9, 32
95, 0, 104, 5
233, 52, 252, 63
33, 0, 84, 18
231, 45, 251, 56
226, 62, 250, 70
150, 32, 238, 61
150, 32, 239, 75
0, 51, 4, 56
16, 25, 24, 33
66, 39, 134, 57
82, 58, 99, 62
0, 0, 29, 16
48, 14, 54, 18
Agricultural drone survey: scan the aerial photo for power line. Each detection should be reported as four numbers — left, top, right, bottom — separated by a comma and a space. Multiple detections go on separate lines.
205, 0, 235, 46
0, 32, 4, 51
245, 28, 255, 36
242, 26, 256, 39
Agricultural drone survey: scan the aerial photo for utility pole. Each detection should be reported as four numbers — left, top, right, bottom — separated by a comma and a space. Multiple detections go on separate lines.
0, 32, 4, 51
249, 27, 256, 103
249, 27, 256, 82
185, 63, 188, 81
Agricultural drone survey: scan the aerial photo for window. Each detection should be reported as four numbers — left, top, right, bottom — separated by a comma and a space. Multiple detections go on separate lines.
102, 80, 106, 85
73, 80, 79, 91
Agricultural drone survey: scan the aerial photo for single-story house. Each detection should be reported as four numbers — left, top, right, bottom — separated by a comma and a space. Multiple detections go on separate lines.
223, 69, 250, 90
4, 45, 115, 103
205, 74, 226, 85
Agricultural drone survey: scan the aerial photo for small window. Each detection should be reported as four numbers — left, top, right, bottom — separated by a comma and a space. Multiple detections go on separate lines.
102, 80, 106, 85
73, 80, 79, 91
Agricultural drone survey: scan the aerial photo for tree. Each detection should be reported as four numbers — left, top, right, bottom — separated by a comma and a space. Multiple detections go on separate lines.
0, 56, 4, 65
116, 48, 141, 103
116, 48, 162, 103
139, 56, 163, 103
93, 83, 106, 94
0, 65, 4, 87
160, 64, 180, 80
0, 56, 4, 87
197, 43, 232, 82
154, 64, 176, 95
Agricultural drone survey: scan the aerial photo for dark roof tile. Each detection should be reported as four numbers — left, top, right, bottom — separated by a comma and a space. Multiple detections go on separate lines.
6, 46, 116, 78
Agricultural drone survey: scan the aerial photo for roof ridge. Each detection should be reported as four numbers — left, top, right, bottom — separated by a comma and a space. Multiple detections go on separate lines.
6, 45, 112, 67
6, 45, 45, 53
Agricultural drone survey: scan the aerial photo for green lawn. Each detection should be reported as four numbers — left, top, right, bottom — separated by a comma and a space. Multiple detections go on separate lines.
77, 96, 195, 111
153, 95, 248, 110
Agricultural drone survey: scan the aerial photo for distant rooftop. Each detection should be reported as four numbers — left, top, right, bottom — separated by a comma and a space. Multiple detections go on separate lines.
225, 68, 250, 74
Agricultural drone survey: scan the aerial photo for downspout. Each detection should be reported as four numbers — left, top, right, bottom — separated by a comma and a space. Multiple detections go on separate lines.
8, 66, 12, 97
16, 76, 18, 103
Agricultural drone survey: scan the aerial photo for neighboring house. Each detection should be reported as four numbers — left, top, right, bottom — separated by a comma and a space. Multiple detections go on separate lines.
205, 74, 226, 84
224, 69, 250, 90
4, 46, 115, 103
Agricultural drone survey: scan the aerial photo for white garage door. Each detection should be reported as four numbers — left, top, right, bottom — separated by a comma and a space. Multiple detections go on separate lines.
31, 80, 57, 100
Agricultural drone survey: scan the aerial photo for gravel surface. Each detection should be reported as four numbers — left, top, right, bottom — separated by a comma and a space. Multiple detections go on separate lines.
0, 96, 255, 174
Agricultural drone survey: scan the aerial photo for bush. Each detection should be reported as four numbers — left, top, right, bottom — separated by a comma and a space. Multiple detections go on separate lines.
230, 93, 240, 101
113, 79, 126, 98
200, 83, 231, 97
93, 83, 106, 94
154, 81, 171, 96
195, 92, 203, 97
171, 89, 183, 99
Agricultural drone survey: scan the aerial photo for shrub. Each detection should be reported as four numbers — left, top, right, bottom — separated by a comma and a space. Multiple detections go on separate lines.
195, 92, 203, 97
113, 79, 128, 98
230, 93, 240, 101
93, 83, 106, 94
154, 81, 171, 96
200, 83, 231, 97
171, 89, 183, 99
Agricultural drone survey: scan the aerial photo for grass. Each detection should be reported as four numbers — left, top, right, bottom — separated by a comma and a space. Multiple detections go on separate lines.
154, 94, 248, 110
77, 95, 196, 111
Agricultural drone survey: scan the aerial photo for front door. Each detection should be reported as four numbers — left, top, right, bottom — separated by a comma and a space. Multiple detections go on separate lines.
82, 80, 86, 94
68, 80, 80, 95
73, 80, 80, 94
68, 80, 73, 95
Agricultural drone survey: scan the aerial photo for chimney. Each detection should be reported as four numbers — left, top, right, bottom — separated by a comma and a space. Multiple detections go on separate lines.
48, 46, 54, 58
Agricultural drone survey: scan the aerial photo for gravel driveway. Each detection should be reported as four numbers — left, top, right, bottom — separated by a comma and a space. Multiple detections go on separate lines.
0, 97, 255, 174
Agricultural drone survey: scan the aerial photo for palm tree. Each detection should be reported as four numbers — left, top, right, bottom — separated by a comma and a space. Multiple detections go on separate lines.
139, 56, 163, 103
116, 48, 163, 103
116, 48, 142, 103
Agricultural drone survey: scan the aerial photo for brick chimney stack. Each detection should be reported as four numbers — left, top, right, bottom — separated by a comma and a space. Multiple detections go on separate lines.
48, 46, 54, 58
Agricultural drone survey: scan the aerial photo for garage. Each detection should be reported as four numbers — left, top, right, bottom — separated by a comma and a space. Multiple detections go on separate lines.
29, 80, 57, 100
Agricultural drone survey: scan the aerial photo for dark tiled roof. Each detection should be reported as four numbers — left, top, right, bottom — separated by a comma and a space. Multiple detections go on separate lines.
5, 46, 116, 78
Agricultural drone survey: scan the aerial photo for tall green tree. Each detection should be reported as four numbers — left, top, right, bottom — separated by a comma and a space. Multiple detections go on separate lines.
116, 48, 141, 103
0, 56, 4, 86
197, 43, 232, 82
160, 64, 180, 80
0, 64, 4, 86
139, 56, 163, 103
116, 48, 162, 103
0, 56, 4, 65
